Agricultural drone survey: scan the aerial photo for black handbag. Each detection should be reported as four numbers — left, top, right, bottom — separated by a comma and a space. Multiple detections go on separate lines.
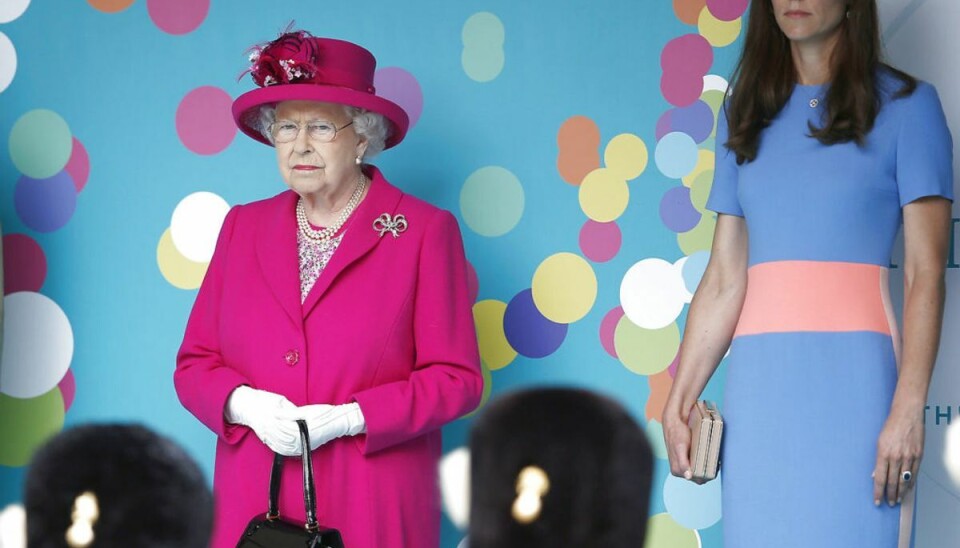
236, 420, 345, 548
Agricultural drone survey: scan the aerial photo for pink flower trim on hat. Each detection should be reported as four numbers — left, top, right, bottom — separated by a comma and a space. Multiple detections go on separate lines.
243, 30, 322, 87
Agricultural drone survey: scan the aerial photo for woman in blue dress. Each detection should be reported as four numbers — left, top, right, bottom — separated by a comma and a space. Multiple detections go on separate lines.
662, 1, 953, 546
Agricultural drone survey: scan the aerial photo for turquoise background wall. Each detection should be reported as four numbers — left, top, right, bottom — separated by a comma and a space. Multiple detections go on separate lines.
1, 1, 957, 546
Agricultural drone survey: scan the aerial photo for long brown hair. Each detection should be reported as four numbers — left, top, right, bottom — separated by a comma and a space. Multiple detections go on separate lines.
725, 0, 916, 164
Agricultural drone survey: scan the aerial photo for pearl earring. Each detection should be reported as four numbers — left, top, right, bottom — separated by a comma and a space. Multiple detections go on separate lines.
355, 155, 362, 165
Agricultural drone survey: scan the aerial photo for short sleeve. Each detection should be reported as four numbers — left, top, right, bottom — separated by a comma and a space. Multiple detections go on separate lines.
896, 82, 955, 207
705, 104, 745, 217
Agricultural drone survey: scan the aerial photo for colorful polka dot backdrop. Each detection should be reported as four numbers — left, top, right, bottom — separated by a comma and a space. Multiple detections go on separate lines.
2, 1, 958, 546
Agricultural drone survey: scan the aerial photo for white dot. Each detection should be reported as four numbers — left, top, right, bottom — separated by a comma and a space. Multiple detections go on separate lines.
0, 33, 16, 93
945, 419, 960, 489
0, 292, 74, 399
620, 259, 688, 329
439, 447, 471, 530
673, 257, 693, 304
702, 74, 729, 94
0, 0, 30, 23
0, 505, 26, 548
170, 192, 230, 263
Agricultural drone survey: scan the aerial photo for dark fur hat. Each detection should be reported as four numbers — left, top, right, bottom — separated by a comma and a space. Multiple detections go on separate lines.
24, 424, 212, 548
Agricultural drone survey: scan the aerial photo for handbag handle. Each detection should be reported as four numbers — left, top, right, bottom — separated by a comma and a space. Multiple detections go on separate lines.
266, 419, 320, 532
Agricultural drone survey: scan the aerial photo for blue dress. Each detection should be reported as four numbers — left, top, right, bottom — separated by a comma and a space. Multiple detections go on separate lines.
706, 74, 954, 548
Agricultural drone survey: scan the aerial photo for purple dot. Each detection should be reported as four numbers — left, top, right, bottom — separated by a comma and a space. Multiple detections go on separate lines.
656, 110, 673, 141
671, 101, 715, 143
660, 186, 701, 233
503, 289, 568, 358
599, 306, 624, 358
14, 171, 78, 232
374, 67, 424, 128
59, 369, 76, 412
668, 352, 681, 378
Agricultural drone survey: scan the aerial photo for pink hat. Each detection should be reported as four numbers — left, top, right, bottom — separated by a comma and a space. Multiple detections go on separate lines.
231, 31, 409, 148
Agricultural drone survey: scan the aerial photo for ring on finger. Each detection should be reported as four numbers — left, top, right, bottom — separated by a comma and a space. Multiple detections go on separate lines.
901, 470, 913, 483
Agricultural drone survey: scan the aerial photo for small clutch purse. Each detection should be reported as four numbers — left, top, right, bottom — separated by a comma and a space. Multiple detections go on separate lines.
688, 400, 723, 482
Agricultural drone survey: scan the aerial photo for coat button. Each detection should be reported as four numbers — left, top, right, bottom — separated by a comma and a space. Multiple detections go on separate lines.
284, 350, 300, 366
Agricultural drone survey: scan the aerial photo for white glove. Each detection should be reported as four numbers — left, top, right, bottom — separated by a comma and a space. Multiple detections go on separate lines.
225, 386, 301, 456
278, 403, 366, 451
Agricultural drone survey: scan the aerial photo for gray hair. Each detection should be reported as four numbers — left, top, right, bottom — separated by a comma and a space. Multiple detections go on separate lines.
257, 104, 391, 159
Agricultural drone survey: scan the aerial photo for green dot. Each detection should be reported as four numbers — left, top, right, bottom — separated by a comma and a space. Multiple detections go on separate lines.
460, 166, 524, 237
0, 388, 65, 467
9, 109, 73, 179
701, 90, 726, 118
677, 214, 716, 255
646, 420, 669, 460
645, 513, 700, 548
614, 316, 679, 375
462, 48, 505, 82
690, 169, 714, 212
462, 12, 505, 47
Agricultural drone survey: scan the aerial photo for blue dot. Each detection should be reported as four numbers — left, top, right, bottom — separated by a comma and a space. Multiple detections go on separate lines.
503, 289, 567, 358
14, 171, 77, 232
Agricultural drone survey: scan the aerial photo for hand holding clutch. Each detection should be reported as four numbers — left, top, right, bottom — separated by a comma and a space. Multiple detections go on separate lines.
224, 386, 301, 456
279, 403, 366, 451
687, 400, 723, 483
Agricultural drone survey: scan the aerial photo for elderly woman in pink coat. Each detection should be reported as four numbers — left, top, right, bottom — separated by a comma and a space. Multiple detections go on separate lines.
174, 30, 483, 548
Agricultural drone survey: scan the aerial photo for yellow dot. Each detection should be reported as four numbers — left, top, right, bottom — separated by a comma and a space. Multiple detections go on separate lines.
689, 169, 714, 212
157, 228, 209, 290
462, 360, 493, 419
473, 300, 517, 370
578, 168, 629, 222
698, 8, 742, 48
681, 149, 715, 187
604, 133, 648, 180
531, 253, 597, 323
677, 213, 716, 255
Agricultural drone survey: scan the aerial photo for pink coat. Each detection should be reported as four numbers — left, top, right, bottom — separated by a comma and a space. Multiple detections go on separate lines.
175, 166, 483, 548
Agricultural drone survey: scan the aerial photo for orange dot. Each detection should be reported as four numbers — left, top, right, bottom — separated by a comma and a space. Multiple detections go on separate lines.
673, 0, 708, 25
645, 369, 674, 422
87, 0, 136, 13
557, 115, 601, 186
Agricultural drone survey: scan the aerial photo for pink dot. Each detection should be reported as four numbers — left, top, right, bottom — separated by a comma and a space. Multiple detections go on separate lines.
374, 67, 424, 128
65, 138, 90, 192
147, 0, 209, 35
667, 350, 681, 378
465, 259, 479, 303
707, 0, 749, 21
176, 86, 237, 155
579, 220, 622, 263
59, 369, 76, 412
599, 306, 624, 358
661, 70, 706, 107
3, 234, 47, 294
656, 110, 673, 141
661, 34, 713, 77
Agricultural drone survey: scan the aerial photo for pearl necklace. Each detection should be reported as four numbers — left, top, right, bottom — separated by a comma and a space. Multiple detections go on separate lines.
296, 173, 366, 241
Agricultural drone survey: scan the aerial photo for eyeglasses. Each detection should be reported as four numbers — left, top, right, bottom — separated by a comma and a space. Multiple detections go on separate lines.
269, 119, 354, 143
